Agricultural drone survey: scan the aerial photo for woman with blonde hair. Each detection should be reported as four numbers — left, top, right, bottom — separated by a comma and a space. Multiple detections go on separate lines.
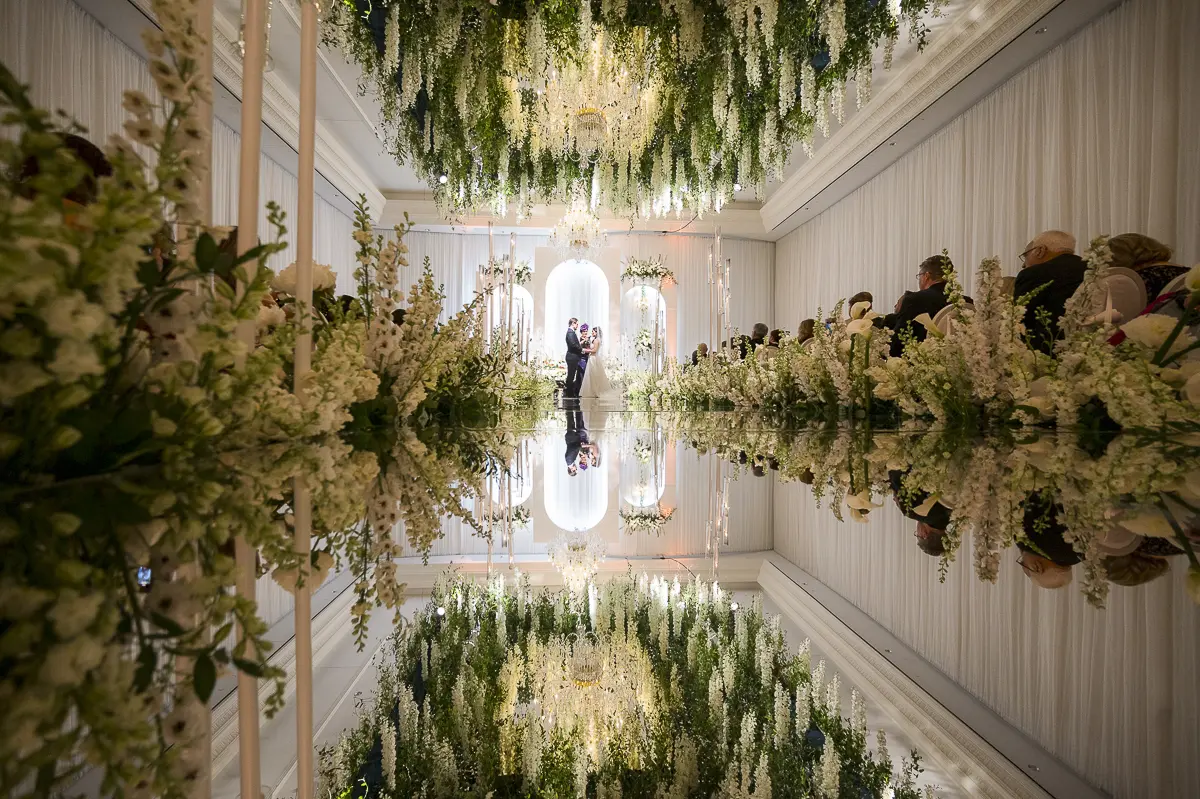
1107, 233, 1187, 300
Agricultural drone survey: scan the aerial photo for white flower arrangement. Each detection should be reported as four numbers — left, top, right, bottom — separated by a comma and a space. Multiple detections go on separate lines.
619, 505, 676, 535
621, 256, 676, 285
481, 255, 532, 286
318, 574, 930, 799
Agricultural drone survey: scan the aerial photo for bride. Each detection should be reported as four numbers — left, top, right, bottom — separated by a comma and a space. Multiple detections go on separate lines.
579, 326, 619, 401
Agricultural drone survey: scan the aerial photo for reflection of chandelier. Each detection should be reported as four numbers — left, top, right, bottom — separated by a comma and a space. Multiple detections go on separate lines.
573, 108, 607, 155
549, 199, 607, 257
548, 531, 605, 594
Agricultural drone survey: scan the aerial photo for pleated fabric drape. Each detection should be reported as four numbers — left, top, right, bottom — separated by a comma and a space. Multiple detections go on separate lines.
773, 480, 1199, 799
775, 0, 1200, 319
2, 0, 359, 289
396, 230, 776, 348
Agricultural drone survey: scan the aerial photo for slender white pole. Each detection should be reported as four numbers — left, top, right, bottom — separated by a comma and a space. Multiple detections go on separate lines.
507, 233, 515, 352
234, 1, 267, 796
174, 1, 213, 794
292, 3, 319, 798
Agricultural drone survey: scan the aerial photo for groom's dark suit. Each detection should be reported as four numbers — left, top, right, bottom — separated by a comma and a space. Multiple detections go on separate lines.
565, 327, 584, 398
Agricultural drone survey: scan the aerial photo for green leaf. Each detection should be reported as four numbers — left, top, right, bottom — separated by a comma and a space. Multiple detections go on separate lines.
232, 656, 267, 678
195, 231, 219, 268
149, 611, 186, 637
193, 653, 217, 703
133, 645, 156, 692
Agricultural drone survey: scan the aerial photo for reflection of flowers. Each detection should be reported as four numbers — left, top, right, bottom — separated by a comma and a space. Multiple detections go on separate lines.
619, 505, 676, 535
633, 438, 652, 463
482, 256, 532, 285
487, 504, 531, 529
634, 329, 653, 357
548, 531, 606, 594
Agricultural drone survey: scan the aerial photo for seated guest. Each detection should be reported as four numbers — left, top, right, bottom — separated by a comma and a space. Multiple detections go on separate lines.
18, 132, 113, 208
749, 322, 769, 352
847, 291, 873, 315
757, 329, 783, 361
691, 342, 708, 365
796, 318, 816, 345
888, 471, 951, 557
1017, 492, 1082, 590
1013, 230, 1087, 354
882, 254, 955, 357
1107, 233, 1188, 301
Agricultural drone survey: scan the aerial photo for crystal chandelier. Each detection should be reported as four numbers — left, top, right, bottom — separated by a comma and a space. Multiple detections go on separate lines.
549, 199, 607, 258
548, 531, 605, 594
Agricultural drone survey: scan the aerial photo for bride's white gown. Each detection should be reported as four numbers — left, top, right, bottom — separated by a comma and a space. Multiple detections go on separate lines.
579, 341, 619, 400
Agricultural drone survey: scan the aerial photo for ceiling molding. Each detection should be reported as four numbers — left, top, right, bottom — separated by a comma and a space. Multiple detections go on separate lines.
209, 11, 386, 218
761, 0, 1062, 235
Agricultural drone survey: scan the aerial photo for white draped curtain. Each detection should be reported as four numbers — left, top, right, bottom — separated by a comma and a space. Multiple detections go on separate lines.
2, 0, 358, 287
773, 481, 1198, 799
775, 0, 1199, 319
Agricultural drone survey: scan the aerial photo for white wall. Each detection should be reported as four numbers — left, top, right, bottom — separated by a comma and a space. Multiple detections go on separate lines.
774, 0, 1199, 321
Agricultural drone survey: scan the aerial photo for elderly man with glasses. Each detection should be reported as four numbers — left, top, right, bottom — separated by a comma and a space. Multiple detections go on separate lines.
881, 253, 959, 357
1013, 229, 1087, 354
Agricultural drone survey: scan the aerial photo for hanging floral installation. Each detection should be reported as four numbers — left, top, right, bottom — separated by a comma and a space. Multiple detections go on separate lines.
323, 0, 943, 218
621, 255, 675, 285
619, 504, 676, 535
318, 574, 931, 799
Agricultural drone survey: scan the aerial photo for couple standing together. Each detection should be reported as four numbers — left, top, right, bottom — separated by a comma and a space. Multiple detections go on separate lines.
563, 317, 616, 402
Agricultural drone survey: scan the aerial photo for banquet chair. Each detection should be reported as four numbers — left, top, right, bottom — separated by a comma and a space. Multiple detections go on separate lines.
799, 337, 815, 351
1087, 267, 1147, 325
999, 276, 1016, 297
932, 301, 974, 335
1161, 272, 1188, 296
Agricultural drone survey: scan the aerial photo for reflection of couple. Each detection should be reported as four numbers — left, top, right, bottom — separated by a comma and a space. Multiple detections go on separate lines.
563, 410, 601, 476
563, 318, 616, 402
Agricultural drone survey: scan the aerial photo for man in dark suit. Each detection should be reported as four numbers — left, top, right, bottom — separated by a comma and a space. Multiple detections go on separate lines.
564, 409, 584, 475
1012, 230, 1087, 354
749, 323, 769, 353
882, 254, 957, 357
564, 318, 583, 402
888, 470, 952, 557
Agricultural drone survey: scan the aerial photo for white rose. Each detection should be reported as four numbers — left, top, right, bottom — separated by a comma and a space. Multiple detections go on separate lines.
314, 264, 337, 291
272, 263, 299, 295
1121, 313, 1196, 356
257, 303, 286, 330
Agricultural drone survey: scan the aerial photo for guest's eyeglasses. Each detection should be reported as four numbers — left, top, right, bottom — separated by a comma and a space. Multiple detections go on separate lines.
1019, 247, 1038, 263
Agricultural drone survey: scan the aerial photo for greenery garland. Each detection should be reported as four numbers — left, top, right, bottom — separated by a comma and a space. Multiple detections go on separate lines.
323, 0, 940, 218
319, 573, 928, 799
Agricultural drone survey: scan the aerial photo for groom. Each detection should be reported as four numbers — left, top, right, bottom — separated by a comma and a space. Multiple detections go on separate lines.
564, 317, 585, 402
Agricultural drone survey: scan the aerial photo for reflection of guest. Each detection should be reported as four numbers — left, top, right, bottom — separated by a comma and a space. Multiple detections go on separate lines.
1017, 493, 1082, 589
888, 471, 951, 557
1103, 537, 1185, 587
564, 410, 583, 476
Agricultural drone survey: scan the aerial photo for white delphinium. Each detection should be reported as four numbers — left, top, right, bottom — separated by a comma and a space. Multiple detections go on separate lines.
380, 717, 397, 791
850, 689, 867, 736
876, 729, 891, 771
722, 650, 736, 694
825, 675, 841, 718
795, 684, 810, 735
708, 668, 724, 725
819, 742, 841, 797
658, 607, 670, 657
522, 710, 544, 781
773, 682, 789, 747
738, 710, 759, 787
811, 659, 826, 699
752, 752, 772, 798
757, 627, 774, 691
822, 0, 847, 68
735, 609, 748, 651
798, 638, 811, 674
332, 735, 349, 794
